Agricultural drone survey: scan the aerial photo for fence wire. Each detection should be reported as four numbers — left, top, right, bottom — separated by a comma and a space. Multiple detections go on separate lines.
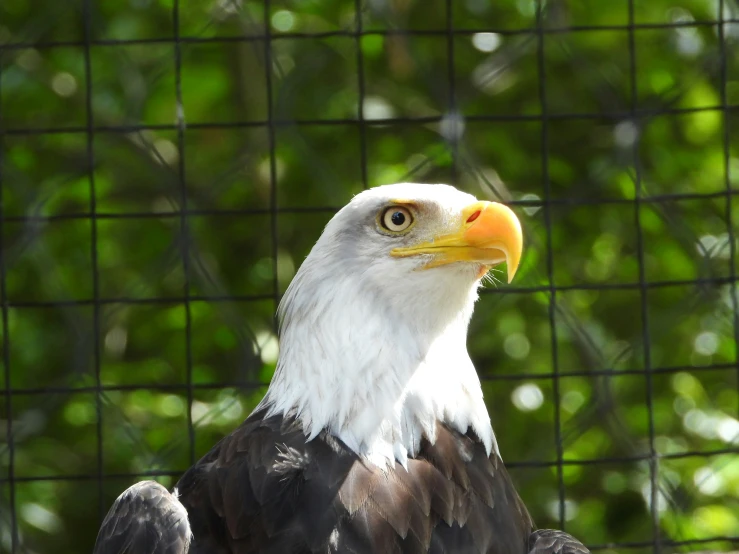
1, 0, 739, 553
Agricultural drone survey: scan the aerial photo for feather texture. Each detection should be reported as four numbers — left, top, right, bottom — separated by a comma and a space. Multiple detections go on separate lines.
527, 529, 591, 554
174, 408, 534, 554
93, 481, 191, 554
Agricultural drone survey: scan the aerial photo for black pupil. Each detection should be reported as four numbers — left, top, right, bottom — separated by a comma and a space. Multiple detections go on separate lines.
390, 211, 406, 226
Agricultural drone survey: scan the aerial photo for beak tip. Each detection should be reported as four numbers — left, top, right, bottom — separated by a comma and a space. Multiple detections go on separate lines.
480, 201, 523, 285
506, 262, 518, 284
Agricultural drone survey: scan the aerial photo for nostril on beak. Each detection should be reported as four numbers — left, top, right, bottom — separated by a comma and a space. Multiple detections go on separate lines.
466, 210, 481, 224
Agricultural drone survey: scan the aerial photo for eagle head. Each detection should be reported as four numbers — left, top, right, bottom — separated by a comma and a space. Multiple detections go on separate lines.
263, 183, 523, 468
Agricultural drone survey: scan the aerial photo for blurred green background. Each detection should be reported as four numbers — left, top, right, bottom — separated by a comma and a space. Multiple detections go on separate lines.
1, 0, 739, 552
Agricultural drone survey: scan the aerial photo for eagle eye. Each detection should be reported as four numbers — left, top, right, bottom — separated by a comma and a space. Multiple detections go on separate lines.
380, 206, 414, 233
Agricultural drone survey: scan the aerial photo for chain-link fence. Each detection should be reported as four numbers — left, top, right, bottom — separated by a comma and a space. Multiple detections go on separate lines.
1, 0, 738, 552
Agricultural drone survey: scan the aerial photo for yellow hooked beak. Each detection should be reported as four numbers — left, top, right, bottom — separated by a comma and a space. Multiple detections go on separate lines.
390, 201, 523, 283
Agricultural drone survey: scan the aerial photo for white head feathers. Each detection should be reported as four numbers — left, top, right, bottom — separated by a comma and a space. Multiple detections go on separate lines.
261, 183, 522, 468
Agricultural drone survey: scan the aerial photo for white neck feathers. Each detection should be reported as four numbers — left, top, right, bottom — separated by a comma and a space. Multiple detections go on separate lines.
261, 251, 497, 469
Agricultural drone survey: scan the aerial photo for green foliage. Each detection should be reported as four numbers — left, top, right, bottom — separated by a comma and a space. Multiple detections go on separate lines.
1, 0, 739, 552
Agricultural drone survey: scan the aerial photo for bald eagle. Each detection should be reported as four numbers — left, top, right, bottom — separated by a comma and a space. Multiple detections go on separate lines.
94, 184, 589, 554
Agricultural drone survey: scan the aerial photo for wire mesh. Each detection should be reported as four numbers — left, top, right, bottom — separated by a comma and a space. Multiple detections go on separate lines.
1, 0, 739, 553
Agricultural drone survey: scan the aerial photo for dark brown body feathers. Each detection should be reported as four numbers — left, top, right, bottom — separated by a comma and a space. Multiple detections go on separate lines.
177, 408, 534, 554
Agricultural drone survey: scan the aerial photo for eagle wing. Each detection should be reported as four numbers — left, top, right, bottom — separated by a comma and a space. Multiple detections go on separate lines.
528, 529, 590, 554
93, 481, 191, 554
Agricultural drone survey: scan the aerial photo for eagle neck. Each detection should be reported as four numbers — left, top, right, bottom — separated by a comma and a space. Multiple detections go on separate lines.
261, 262, 497, 469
